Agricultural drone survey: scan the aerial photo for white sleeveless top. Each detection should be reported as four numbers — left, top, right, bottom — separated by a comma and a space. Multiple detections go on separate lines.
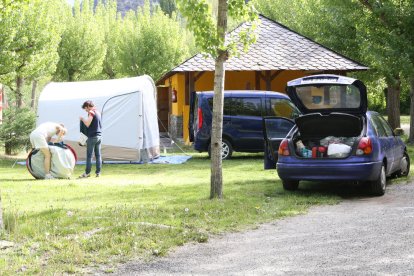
33, 122, 59, 138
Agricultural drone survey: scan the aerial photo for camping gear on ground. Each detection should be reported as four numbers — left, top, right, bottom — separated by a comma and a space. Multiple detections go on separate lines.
26, 143, 77, 179
37, 75, 160, 162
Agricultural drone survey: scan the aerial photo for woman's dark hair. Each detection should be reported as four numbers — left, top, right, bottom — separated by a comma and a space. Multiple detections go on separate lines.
82, 100, 95, 109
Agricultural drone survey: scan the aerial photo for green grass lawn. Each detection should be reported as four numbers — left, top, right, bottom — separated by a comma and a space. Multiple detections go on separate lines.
0, 149, 412, 274
384, 115, 410, 125
400, 115, 410, 125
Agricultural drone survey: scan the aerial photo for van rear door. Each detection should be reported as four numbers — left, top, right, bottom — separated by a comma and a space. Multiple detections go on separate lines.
189, 91, 197, 142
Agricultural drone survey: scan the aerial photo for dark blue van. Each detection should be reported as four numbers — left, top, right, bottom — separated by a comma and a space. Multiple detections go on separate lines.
189, 90, 300, 159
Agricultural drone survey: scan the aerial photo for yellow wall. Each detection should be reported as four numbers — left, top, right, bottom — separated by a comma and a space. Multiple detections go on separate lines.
169, 73, 185, 116
162, 70, 310, 143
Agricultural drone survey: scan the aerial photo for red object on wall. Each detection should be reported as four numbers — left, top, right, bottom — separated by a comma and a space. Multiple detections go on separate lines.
171, 89, 177, 103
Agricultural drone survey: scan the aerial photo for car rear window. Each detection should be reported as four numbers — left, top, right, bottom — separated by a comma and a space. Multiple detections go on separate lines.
295, 84, 361, 110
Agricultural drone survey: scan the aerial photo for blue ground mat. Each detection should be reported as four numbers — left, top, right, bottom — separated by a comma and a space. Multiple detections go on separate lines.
75, 155, 192, 165
17, 155, 192, 166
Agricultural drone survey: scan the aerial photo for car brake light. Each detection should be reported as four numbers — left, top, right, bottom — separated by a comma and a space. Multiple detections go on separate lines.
356, 137, 372, 155
278, 139, 290, 156
197, 107, 203, 130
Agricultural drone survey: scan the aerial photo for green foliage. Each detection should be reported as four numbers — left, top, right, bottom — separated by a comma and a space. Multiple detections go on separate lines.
116, 1, 190, 80
0, 107, 35, 154
176, 0, 258, 58
1, 0, 67, 86
95, 0, 120, 79
54, 0, 107, 81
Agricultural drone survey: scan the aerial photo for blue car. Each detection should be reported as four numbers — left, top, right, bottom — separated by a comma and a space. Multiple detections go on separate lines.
263, 74, 410, 196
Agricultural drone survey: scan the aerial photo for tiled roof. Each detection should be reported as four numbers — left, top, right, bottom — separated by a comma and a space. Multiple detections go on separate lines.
170, 15, 368, 72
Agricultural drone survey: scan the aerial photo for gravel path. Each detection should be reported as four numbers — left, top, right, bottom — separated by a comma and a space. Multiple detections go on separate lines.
113, 180, 414, 275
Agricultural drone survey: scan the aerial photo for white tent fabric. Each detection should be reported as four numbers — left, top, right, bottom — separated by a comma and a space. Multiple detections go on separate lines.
29, 146, 76, 179
37, 75, 160, 162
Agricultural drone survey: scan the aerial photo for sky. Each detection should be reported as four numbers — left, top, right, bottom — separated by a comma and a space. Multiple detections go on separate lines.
67, 0, 74, 6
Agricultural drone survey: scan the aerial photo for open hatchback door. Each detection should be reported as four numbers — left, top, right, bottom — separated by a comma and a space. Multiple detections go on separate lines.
263, 117, 295, 169
286, 74, 367, 140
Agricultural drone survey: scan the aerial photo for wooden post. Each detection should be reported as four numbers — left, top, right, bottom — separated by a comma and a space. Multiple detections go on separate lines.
255, 71, 261, 90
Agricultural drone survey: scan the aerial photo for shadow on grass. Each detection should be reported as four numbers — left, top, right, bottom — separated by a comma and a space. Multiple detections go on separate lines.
264, 179, 379, 200
0, 178, 38, 182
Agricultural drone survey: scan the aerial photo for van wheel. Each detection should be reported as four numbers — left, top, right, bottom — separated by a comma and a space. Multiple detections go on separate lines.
208, 139, 233, 160
370, 164, 386, 196
282, 180, 299, 191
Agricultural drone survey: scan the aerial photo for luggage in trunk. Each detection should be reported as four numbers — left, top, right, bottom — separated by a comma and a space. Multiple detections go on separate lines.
293, 113, 363, 158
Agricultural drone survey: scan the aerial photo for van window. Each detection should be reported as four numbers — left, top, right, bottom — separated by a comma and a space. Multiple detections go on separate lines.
233, 97, 261, 117
268, 98, 300, 119
208, 98, 235, 115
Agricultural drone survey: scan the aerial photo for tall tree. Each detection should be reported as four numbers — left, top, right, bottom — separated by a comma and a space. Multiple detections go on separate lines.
54, 0, 107, 81
0, 0, 31, 231
159, 0, 176, 16
96, 0, 121, 79
4, 0, 66, 107
117, 0, 190, 81
256, 0, 411, 130
355, 0, 414, 140
177, 0, 257, 199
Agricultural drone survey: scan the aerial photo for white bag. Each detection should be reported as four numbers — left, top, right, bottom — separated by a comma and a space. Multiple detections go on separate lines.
79, 133, 88, 146
327, 143, 351, 158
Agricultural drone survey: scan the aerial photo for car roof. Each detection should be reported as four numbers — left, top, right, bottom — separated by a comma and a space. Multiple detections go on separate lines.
196, 90, 289, 99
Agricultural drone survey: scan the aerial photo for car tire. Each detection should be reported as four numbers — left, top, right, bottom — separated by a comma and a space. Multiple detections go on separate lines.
369, 164, 386, 196
282, 180, 299, 191
208, 138, 233, 160
396, 152, 410, 177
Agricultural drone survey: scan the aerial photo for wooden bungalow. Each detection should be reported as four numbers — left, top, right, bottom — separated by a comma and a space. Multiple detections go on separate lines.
156, 15, 368, 144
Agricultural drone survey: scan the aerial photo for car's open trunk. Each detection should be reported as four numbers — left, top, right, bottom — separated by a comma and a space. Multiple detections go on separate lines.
292, 113, 364, 158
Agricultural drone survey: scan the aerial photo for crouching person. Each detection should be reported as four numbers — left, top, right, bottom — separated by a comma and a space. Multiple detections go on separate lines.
29, 122, 67, 179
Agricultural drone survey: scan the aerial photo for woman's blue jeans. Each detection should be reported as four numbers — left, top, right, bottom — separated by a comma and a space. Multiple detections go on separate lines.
86, 136, 102, 175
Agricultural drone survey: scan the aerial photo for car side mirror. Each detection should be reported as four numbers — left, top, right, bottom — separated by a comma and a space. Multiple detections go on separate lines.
394, 128, 404, 136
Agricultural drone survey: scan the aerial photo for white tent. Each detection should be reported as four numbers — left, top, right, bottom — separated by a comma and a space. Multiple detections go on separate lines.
37, 75, 160, 162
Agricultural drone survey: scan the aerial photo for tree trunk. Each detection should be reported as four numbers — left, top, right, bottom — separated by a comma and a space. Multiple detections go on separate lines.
16, 76, 24, 108
409, 77, 414, 144
31, 80, 38, 109
210, 0, 228, 199
0, 193, 3, 230
0, 84, 3, 125
386, 77, 401, 130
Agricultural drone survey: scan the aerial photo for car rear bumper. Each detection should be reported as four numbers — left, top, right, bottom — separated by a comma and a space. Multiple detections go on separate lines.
277, 160, 383, 181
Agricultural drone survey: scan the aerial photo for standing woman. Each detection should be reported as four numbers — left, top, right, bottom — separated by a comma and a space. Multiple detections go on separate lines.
79, 100, 102, 178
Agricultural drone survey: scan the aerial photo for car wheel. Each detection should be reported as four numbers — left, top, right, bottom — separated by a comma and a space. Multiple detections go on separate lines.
370, 164, 386, 196
282, 180, 299, 191
221, 139, 233, 160
208, 139, 233, 160
396, 152, 410, 177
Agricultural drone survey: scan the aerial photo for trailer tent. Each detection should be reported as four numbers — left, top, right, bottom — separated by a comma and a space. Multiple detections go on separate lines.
37, 75, 160, 162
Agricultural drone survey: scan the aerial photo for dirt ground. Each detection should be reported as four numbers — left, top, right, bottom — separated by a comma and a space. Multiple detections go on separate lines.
112, 179, 414, 275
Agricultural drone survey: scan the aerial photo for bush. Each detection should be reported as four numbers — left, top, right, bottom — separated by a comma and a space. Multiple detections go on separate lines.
0, 107, 36, 155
